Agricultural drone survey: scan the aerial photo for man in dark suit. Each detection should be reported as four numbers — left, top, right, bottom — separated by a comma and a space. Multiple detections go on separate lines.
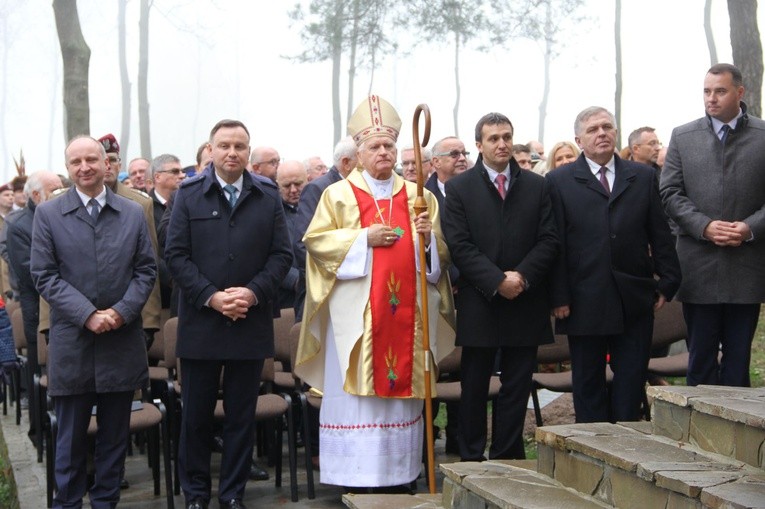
546, 106, 681, 423
273, 160, 307, 315
148, 154, 185, 309
31, 136, 156, 508
165, 119, 292, 509
293, 136, 358, 321
441, 113, 559, 461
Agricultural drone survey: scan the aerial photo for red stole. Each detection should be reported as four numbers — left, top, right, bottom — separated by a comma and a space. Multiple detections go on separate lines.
350, 181, 416, 398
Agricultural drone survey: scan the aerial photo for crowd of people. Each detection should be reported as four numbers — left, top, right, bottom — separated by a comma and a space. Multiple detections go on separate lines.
2, 62, 763, 509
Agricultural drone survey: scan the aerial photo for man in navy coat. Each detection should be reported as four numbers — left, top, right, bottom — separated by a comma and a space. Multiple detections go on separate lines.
31, 136, 156, 508
165, 119, 292, 509
546, 106, 681, 423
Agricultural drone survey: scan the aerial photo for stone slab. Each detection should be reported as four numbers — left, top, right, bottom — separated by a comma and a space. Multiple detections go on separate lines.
342, 493, 443, 509
653, 469, 745, 498
699, 475, 765, 509
652, 399, 692, 441
690, 411, 736, 456
535, 423, 640, 450
647, 386, 765, 430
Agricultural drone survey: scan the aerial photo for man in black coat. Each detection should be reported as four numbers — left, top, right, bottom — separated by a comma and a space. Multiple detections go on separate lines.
165, 119, 292, 509
546, 106, 681, 423
441, 112, 559, 461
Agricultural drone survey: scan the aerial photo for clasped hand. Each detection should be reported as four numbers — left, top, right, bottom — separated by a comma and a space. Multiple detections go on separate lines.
498, 271, 525, 300
210, 287, 256, 321
367, 211, 432, 248
85, 308, 125, 334
704, 220, 751, 247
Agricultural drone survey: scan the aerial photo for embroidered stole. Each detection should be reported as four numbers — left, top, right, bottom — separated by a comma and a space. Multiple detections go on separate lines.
350, 182, 416, 398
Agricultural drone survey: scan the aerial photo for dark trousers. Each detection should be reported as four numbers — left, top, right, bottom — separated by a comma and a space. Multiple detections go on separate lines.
458, 345, 537, 461
569, 313, 653, 423
683, 303, 760, 387
179, 358, 263, 504
53, 391, 133, 509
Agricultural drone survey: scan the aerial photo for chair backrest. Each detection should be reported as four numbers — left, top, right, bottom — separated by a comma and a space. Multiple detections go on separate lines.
536, 333, 570, 364
11, 307, 25, 350
261, 357, 275, 384
162, 317, 178, 371
651, 300, 687, 350
147, 308, 172, 362
437, 346, 461, 374
274, 308, 295, 365
288, 322, 302, 382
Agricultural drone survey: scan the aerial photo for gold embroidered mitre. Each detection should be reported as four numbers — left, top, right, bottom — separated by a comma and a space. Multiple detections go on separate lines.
347, 95, 402, 146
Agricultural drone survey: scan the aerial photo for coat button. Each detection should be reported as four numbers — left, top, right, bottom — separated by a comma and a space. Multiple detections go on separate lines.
610, 234, 616, 239
229, 254, 235, 260
212, 211, 219, 217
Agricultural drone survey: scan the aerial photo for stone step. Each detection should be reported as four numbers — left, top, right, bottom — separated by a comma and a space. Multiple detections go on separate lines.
440, 461, 613, 508
536, 422, 765, 509
342, 492, 443, 509
648, 385, 765, 470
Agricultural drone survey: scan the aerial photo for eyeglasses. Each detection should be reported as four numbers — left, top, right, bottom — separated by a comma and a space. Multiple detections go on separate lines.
434, 150, 470, 159
257, 158, 282, 167
156, 168, 184, 175
108, 156, 121, 163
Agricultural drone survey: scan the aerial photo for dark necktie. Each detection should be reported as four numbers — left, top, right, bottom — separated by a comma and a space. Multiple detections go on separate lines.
598, 167, 611, 195
88, 198, 100, 222
720, 124, 731, 145
223, 184, 237, 208
495, 173, 507, 200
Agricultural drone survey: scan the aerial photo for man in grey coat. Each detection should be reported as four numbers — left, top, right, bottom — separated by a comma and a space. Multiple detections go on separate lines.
661, 63, 765, 387
31, 136, 156, 508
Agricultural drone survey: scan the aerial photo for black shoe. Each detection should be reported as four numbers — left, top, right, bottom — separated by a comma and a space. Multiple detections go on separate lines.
120, 477, 130, 489
219, 499, 246, 509
248, 461, 269, 481
186, 497, 208, 509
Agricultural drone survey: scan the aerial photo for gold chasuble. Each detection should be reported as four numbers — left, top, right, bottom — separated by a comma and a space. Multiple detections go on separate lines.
295, 170, 456, 399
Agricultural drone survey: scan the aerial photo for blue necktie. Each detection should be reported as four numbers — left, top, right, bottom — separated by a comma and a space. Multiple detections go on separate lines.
88, 198, 100, 222
223, 184, 237, 208
720, 124, 731, 145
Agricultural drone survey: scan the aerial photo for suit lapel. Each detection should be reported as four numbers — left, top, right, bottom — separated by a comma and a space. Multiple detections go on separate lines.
610, 157, 636, 203
572, 157, 609, 199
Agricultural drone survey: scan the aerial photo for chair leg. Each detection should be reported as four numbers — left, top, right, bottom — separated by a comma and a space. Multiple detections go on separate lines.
157, 402, 175, 509
46, 410, 57, 508
531, 386, 544, 427
283, 395, 298, 502
34, 376, 44, 463
12, 366, 22, 425
299, 394, 315, 500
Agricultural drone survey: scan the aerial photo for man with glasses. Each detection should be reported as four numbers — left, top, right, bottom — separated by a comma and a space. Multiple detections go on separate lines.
628, 126, 662, 170
304, 156, 329, 182
250, 146, 281, 183
400, 146, 432, 182
128, 157, 152, 192
148, 154, 185, 309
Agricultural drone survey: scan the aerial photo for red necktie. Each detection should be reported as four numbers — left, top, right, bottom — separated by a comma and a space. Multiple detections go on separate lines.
495, 174, 507, 200
599, 167, 610, 195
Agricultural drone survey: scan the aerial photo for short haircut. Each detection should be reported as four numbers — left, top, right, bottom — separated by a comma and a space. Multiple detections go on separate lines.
708, 63, 743, 87
196, 142, 207, 166
474, 113, 513, 142
574, 107, 616, 137
64, 135, 106, 161
628, 126, 656, 149
149, 153, 181, 179
512, 144, 531, 155
333, 136, 357, 166
209, 119, 250, 142
432, 136, 460, 156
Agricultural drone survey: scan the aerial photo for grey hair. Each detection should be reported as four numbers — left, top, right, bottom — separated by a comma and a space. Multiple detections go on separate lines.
574, 107, 616, 136
333, 136, 357, 166
149, 153, 181, 179
24, 171, 47, 197
627, 126, 655, 149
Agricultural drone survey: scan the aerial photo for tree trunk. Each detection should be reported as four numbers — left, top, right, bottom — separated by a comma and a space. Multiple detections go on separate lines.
1, 16, 8, 164
452, 31, 461, 138
537, 1, 553, 144
48, 50, 61, 169
53, 0, 91, 139
346, 0, 360, 123
614, 0, 623, 149
138, 0, 151, 158
728, 0, 763, 117
331, 35, 342, 145
705, 0, 718, 65
118, 0, 131, 155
